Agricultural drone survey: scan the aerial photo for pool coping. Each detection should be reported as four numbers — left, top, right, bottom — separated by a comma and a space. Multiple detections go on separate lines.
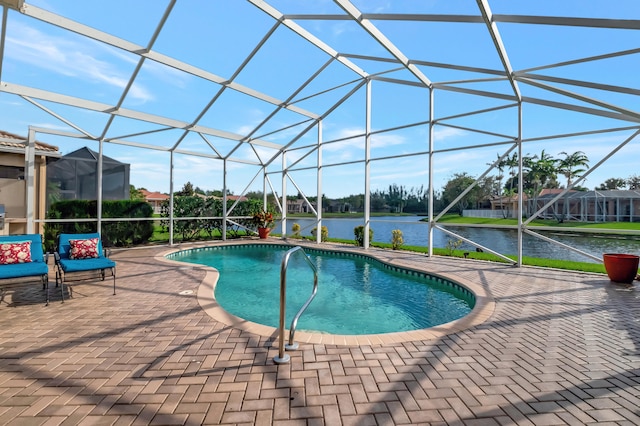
156, 239, 496, 346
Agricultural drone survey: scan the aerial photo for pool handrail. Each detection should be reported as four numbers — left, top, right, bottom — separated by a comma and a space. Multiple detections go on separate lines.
274, 246, 318, 364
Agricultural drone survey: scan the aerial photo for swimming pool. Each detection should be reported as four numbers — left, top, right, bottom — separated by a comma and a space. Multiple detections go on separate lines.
168, 244, 475, 335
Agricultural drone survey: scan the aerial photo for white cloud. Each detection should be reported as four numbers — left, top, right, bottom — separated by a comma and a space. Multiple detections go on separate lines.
372, 168, 429, 183
321, 127, 407, 151
249, 145, 278, 164
6, 22, 154, 102
140, 59, 191, 90
368, 1, 393, 13
235, 124, 256, 136
129, 153, 229, 193
331, 22, 352, 37
372, 133, 406, 149
433, 126, 466, 141
29, 122, 73, 131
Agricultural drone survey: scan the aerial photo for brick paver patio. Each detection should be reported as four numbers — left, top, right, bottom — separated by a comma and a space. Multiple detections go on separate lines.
0, 240, 638, 425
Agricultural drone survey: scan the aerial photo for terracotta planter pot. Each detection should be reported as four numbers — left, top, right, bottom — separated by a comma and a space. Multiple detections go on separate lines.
258, 227, 271, 239
603, 253, 639, 284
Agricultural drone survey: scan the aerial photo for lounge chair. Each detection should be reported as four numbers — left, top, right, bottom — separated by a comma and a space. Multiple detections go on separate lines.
0, 234, 51, 305
54, 232, 116, 301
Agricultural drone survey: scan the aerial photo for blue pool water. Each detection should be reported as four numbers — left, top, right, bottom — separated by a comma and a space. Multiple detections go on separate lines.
169, 244, 474, 335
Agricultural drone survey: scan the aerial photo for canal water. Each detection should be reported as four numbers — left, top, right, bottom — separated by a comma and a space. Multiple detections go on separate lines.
279, 216, 640, 263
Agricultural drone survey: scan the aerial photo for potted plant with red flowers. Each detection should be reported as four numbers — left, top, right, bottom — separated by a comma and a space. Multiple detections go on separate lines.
252, 209, 275, 239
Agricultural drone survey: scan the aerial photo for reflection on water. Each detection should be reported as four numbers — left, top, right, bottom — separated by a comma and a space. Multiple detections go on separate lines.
280, 216, 640, 263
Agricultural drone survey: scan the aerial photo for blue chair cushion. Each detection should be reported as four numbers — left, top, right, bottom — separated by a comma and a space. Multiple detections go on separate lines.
59, 257, 115, 273
0, 261, 48, 279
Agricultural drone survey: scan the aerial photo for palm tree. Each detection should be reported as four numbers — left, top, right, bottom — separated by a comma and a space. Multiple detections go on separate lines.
558, 151, 589, 189
504, 152, 519, 196
489, 153, 506, 216
524, 150, 557, 217
558, 151, 589, 220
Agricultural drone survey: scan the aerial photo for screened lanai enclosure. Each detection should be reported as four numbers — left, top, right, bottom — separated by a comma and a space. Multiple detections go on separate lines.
46, 147, 130, 206
1, 0, 639, 265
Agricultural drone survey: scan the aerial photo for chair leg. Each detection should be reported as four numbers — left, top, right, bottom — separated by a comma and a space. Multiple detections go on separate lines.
42, 274, 49, 306
112, 267, 116, 295
56, 267, 65, 303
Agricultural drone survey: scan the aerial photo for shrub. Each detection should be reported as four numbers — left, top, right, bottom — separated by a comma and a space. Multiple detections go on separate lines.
445, 238, 463, 255
311, 225, 328, 242
101, 201, 154, 247
44, 200, 154, 251
354, 225, 373, 246
391, 229, 404, 250
291, 223, 301, 238
159, 197, 268, 240
160, 196, 204, 241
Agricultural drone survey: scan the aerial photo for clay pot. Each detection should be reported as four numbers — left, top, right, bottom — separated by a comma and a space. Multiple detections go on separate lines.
258, 227, 271, 239
603, 253, 639, 284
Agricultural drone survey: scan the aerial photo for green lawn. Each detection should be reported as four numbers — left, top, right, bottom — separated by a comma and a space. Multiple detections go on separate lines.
268, 236, 610, 275
149, 225, 251, 243
435, 213, 640, 231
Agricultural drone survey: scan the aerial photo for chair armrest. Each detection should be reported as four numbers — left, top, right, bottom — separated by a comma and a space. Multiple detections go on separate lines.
44, 252, 49, 264
54, 252, 60, 264
104, 248, 111, 258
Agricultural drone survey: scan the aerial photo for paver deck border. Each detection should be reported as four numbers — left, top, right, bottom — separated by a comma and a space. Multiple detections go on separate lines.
1, 241, 639, 425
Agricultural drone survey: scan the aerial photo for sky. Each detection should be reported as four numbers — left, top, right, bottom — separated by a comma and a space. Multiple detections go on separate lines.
1, 0, 639, 199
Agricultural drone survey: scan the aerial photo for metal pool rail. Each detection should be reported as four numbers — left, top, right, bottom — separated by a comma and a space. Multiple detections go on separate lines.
274, 246, 318, 364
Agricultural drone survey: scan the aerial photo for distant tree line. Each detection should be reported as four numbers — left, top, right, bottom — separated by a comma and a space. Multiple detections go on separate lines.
131, 150, 636, 217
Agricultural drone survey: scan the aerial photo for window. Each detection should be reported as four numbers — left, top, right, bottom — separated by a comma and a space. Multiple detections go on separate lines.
0, 165, 24, 180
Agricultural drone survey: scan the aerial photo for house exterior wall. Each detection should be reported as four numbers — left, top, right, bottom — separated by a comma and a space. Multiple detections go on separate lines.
531, 193, 640, 222
0, 152, 48, 235
139, 190, 169, 214
148, 200, 163, 214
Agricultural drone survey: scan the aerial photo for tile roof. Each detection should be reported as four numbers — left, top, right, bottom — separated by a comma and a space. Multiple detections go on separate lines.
0, 130, 59, 153
140, 189, 169, 201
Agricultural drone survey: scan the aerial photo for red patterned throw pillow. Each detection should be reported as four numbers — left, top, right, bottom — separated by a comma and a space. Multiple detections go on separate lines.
0, 241, 32, 264
69, 238, 100, 260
